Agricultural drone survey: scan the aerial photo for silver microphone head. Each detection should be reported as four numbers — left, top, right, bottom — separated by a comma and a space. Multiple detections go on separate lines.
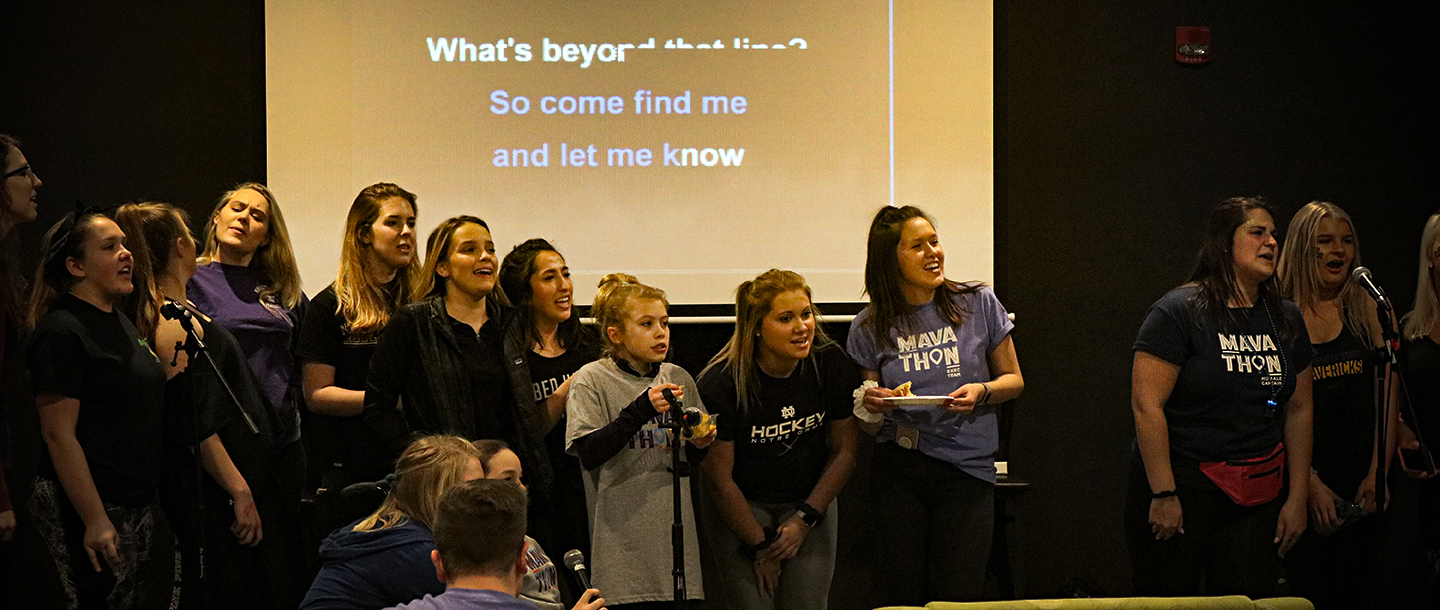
562, 549, 586, 571
1351, 266, 1372, 282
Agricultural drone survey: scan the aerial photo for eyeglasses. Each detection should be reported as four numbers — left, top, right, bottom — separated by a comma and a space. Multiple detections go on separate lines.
3, 164, 35, 181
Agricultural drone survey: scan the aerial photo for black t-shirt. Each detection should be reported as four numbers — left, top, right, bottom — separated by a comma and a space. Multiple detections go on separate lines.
296, 284, 391, 473
1402, 336, 1440, 448
455, 316, 517, 443
166, 313, 282, 487
697, 343, 858, 503
528, 338, 600, 464
28, 294, 167, 507
297, 285, 380, 393
1133, 286, 1315, 489
1310, 321, 1376, 498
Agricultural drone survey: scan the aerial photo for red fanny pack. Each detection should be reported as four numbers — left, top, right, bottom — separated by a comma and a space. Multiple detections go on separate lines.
1199, 442, 1285, 506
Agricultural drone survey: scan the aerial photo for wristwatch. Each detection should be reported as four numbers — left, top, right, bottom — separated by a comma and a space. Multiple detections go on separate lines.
796, 502, 824, 528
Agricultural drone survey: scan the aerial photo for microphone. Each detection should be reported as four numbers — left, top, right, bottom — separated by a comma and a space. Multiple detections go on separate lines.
1351, 266, 1388, 304
562, 549, 592, 591
661, 387, 683, 411
160, 301, 191, 321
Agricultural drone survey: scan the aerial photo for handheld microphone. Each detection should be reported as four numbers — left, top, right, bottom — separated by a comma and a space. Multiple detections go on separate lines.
1351, 266, 1389, 305
160, 301, 191, 321
562, 549, 592, 591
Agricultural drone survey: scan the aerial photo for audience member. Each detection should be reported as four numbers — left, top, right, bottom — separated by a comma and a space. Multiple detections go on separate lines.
384, 479, 603, 610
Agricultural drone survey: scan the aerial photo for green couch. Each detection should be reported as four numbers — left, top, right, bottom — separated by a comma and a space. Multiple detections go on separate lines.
876, 596, 1313, 610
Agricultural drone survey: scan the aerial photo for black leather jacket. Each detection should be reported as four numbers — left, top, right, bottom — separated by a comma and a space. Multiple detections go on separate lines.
361, 295, 553, 498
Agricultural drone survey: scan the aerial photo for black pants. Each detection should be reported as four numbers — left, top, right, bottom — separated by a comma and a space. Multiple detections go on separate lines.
1125, 455, 1282, 598
167, 439, 307, 610
870, 442, 994, 605
1283, 511, 1380, 610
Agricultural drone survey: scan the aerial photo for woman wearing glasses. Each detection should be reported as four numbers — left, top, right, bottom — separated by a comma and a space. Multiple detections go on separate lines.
1, 134, 41, 545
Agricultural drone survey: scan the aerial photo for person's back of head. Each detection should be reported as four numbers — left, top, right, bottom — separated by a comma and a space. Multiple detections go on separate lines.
432, 479, 528, 585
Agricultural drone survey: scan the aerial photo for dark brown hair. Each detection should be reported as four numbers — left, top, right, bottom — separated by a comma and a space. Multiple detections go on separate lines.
1185, 196, 1299, 340
861, 205, 981, 347
499, 238, 591, 353
432, 479, 528, 578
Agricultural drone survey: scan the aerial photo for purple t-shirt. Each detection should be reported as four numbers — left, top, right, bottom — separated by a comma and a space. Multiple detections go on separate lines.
187, 262, 305, 443
385, 588, 535, 610
847, 286, 1014, 482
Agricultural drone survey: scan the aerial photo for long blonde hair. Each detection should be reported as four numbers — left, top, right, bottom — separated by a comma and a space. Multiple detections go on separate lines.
703, 269, 833, 412
354, 435, 480, 532
1277, 201, 1375, 346
333, 183, 421, 338
591, 273, 668, 359
114, 202, 192, 344
1403, 212, 1440, 340
198, 182, 303, 309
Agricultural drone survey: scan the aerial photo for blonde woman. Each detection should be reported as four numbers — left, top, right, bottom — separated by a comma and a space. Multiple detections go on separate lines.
299, 183, 421, 490
565, 274, 716, 609
1275, 201, 1397, 609
1401, 210, 1440, 590
698, 269, 859, 609
302, 435, 484, 610
187, 182, 310, 607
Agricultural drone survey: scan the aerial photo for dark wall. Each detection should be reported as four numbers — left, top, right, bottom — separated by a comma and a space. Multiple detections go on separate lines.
4, 0, 1436, 605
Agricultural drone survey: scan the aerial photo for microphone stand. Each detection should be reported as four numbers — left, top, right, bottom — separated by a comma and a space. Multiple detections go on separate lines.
169, 305, 260, 436
165, 302, 260, 605
1371, 296, 1396, 514
661, 389, 696, 610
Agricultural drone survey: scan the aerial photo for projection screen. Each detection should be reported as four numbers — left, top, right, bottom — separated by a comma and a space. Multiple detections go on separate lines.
266, 0, 993, 305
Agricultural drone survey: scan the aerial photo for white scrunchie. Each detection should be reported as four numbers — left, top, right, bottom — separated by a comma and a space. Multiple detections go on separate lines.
852, 380, 883, 424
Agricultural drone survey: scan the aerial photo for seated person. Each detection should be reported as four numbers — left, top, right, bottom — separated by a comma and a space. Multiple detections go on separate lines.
303, 435, 601, 610
386, 480, 604, 610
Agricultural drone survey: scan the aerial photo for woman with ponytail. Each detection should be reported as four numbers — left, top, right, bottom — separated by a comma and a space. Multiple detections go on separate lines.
298, 183, 421, 491
849, 206, 1023, 604
26, 207, 169, 608
116, 202, 285, 609
565, 273, 715, 609
698, 269, 859, 609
